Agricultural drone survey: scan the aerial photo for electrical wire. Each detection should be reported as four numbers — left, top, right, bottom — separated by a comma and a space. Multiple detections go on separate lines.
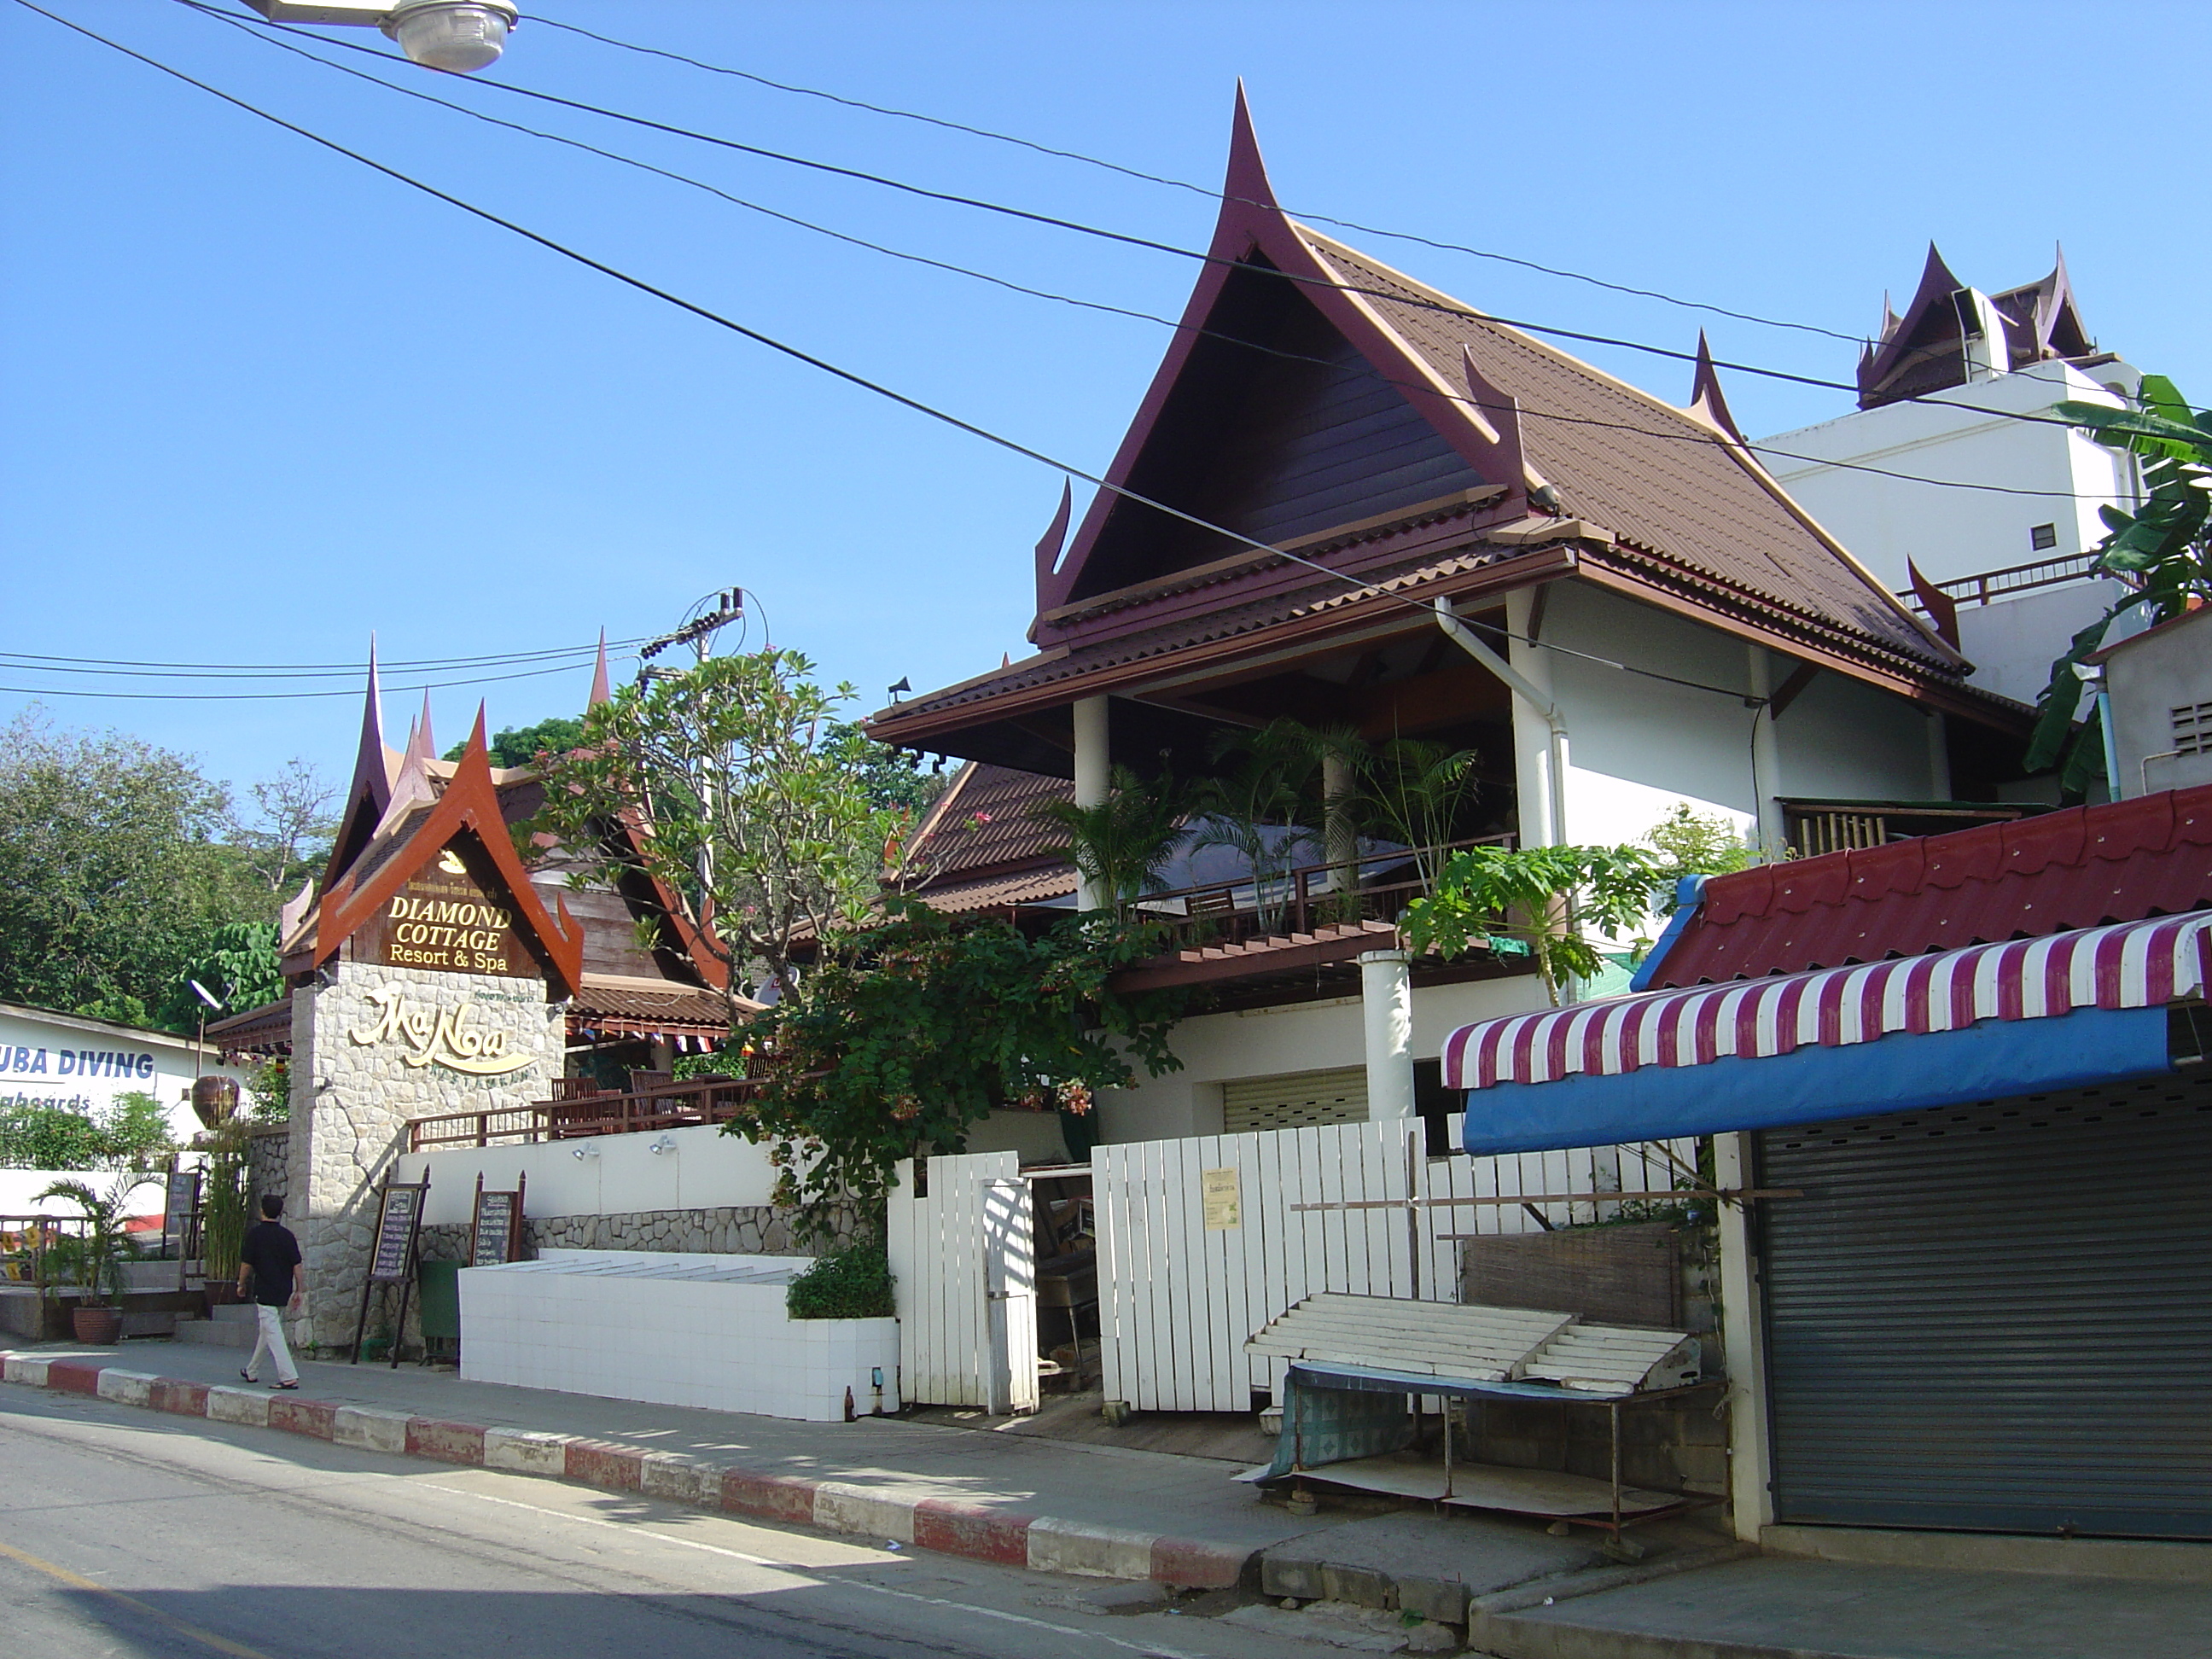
0, 637, 648, 679
177, 1, 2104, 437
0, 660, 603, 701
22, 0, 1798, 712
527, 10, 1867, 346
183, 4, 2126, 507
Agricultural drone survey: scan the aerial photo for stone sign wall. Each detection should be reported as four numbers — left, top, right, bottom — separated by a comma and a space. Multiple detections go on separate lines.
288, 961, 562, 1350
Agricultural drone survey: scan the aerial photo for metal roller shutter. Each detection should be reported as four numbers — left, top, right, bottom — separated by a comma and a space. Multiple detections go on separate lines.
1758, 1068, 2212, 1539
1221, 1067, 1368, 1134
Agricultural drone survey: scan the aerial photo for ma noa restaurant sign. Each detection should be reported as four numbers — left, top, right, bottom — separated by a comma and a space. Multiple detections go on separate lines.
356, 846, 539, 981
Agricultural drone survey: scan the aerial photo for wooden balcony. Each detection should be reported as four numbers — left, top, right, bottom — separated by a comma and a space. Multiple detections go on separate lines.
405, 1073, 784, 1152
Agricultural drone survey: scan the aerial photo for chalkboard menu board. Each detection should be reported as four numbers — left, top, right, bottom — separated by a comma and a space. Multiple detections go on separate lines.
161, 1170, 200, 1256
369, 1181, 427, 1284
470, 1188, 519, 1268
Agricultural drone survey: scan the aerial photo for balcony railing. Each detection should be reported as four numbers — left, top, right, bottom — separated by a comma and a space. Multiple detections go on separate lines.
1131, 833, 1515, 952
1896, 550, 2114, 611
405, 1073, 789, 1152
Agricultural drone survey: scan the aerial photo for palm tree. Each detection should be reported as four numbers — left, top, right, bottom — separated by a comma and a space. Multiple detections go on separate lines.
1359, 738, 1483, 897
1033, 765, 1190, 917
1188, 720, 1331, 933
33, 1172, 156, 1307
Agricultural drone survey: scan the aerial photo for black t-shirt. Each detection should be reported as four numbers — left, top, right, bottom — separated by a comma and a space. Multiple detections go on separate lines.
239, 1221, 301, 1307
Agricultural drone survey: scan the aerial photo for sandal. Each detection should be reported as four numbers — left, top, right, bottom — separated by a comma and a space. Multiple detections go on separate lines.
272, 1380, 300, 1390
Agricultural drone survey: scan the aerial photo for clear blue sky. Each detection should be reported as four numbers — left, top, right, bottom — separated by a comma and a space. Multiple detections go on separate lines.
3, 1, 2202, 807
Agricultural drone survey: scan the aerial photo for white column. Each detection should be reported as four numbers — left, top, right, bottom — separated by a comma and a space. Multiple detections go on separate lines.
1505, 589, 1562, 847
1926, 711, 1953, 800
1359, 949, 1415, 1121
1746, 647, 1786, 859
1071, 696, 1109, 911
1713, 1131, 1774, 1542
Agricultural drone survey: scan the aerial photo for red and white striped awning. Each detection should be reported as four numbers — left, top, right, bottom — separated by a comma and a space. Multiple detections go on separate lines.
1441, 911, 2211, 1092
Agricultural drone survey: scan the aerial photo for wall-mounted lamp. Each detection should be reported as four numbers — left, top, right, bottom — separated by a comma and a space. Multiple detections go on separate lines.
646, 1135, 678, 1156
571, 1143, 601, 1161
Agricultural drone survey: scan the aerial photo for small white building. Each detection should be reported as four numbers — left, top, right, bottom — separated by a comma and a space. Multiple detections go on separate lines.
1759, 249, 2143, 710
2089, 603, 2212, 800
0, 1001, 252, 1151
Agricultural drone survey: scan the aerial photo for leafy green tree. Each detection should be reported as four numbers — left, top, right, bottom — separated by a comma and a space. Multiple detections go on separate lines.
236, 758, 337, 894
0, 713, 263, 1022
2028, 375, 2212, 793
717, 904, 1185, 1237
446, 715, 590, 771
1644, 804, 1755, 893
1401, 842, 1671, 1005
527, 649, 894, 1008
0, 1091, 175, 1171
822, 721, 948, 816
154, 922, 284, 1031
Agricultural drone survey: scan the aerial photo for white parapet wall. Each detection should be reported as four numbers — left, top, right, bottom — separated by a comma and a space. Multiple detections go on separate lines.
394, 1120, 783, 1225
458, 1249, 899, 1422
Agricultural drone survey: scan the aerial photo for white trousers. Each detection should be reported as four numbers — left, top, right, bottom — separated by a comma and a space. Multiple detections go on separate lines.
246, 1302, 299, 1385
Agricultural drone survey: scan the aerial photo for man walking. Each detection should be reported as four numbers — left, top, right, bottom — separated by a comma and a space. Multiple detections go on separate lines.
236, 1194, 305, 1390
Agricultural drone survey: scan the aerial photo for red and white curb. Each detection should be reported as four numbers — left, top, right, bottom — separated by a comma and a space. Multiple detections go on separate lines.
0, 1353, 1247, 1587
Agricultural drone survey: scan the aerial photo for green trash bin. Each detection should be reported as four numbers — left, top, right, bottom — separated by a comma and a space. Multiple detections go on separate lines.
417, 1260, 462, 1360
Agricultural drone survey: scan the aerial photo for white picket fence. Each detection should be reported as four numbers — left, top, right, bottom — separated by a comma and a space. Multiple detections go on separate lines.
1092, 1118, 1692, 1412
886, 1150, 1039, 1412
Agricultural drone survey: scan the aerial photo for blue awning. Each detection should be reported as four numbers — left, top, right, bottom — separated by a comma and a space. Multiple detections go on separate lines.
1459, 1003, 2173, 1155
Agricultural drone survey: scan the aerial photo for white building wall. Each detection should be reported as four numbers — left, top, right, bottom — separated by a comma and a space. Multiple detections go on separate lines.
0, 1004, 254, 1148
1097, 975, 1550, 1145
2103, 607, 2212, 799
1759, 359, 2140, 712
393, 1118, 783, 1227
1766, 667, 1948, 804
1761, 360, 2138, 593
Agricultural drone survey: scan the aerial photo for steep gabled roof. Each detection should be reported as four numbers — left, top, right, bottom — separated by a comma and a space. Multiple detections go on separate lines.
312, 709, 587, 998
888, 91, 1965, 754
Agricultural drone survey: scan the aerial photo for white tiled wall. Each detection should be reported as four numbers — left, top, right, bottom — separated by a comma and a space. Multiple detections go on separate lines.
457, 1250, 900, 1422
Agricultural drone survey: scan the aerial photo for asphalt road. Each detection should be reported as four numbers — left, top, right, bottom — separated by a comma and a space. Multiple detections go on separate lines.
0, 1387, 1324, 1659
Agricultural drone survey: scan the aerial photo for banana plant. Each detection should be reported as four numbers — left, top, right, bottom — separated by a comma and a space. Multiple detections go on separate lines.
2028, 375, 2212, 793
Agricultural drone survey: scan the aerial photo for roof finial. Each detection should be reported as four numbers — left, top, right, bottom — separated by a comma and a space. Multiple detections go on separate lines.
587, 628, 612, 708
1033, 480, 1075, 608
1223, 79, 1279, 213
349, 637, 393, 812
410, 690, 436, 764
1688, 331, 1746, 445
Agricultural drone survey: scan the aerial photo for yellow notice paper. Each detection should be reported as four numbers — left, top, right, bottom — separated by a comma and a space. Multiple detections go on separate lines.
1201, 1166, 1242, 1231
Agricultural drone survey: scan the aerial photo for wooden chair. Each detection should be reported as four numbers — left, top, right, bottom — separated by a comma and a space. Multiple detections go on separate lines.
545, 1075, 615, 1139
624, 1068, 675, 1095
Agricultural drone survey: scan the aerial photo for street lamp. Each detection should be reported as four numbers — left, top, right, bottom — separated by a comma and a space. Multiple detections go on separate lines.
244, 2, 519, 73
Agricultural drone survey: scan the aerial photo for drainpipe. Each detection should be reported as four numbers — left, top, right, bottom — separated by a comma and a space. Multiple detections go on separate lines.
1430, 597, 1568, 847
1071, 696, 1109, 911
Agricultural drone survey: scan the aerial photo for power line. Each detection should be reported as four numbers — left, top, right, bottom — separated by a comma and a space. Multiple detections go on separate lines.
528, 10, 1866, 346
24, 1, 1813, 710
0, 660, 602, 701
185, 3, 2125, 446
186, 6, 2122, 507
0, 637, 649, 679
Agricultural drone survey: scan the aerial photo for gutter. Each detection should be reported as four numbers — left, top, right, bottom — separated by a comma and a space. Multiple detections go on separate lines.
1628, 874, 1707, 993
1429, 597, 1569, 848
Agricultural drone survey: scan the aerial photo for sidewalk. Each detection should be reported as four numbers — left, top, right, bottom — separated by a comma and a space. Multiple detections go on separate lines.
9, 1338, 2209, 1657
0, 1336, 1336, 1587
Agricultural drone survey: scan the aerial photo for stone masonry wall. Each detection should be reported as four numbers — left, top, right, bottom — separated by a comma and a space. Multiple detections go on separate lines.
415, 1205, 828, 1266
244, 1122, 292, 1208
289, 962, 562, 1351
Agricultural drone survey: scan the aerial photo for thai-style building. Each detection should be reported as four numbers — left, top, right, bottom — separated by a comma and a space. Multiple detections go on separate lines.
867, 94, 2042, 1152
209, 643, 739, 1347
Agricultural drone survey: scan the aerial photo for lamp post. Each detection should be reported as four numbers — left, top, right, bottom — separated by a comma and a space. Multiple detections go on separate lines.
244, 2, 519, 73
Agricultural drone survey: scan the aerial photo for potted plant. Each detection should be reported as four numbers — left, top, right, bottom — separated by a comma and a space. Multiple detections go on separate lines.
33, 1173, 155, 1346
199, 1133, 251, 1307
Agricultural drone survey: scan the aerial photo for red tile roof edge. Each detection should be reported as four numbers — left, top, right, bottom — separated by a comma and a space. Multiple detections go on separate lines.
1646, 782, 2212, 987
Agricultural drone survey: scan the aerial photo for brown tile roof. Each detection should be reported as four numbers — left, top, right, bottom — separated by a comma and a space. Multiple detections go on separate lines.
908, 865, 1078, 915
887, 541, 1539, 725
902, 764, 1073, 877
1300, 232, 1947, 670
570, 974, 749, 1028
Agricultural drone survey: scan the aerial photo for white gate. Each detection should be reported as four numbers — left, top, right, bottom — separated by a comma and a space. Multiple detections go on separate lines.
886, 1150, 1039, 1412
1093, 1118, 1693, 1412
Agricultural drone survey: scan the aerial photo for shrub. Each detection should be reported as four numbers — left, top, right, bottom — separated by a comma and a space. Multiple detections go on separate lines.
784, 1244, 894, 1321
